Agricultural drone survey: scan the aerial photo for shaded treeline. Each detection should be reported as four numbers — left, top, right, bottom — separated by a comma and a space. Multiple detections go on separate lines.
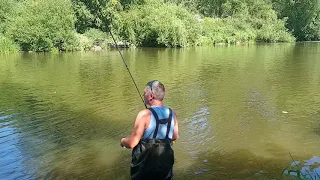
0, 0, 319, 52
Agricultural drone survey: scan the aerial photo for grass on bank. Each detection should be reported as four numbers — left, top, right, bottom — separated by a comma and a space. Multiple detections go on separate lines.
0, 35, 19, 53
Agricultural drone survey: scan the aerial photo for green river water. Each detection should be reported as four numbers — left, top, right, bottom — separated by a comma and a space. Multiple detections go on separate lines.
0, 43, 320, 179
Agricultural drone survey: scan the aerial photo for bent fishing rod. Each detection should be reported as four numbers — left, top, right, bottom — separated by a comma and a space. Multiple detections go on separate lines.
105, 25, 147, 109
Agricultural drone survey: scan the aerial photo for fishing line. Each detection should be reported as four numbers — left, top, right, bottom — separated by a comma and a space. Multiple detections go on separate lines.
288, 152, 314, 179
105, 25, 147, 109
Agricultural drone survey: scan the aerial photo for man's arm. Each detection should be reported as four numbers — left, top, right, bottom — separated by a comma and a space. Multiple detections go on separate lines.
172, 111, 179, 141
120, 109, 150, 149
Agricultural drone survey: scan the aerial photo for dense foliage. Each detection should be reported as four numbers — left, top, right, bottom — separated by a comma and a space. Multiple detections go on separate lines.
0, 0, 318, 52
272, 0, 320, 41
200, 0, 295, 44
0, 34, 19, 53
0, 0, 16, 34
167, 0, 226, 17
112, 0, 201, 47
5, 0, 76, 51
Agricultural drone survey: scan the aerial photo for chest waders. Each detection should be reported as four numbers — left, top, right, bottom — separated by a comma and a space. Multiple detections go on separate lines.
131, 108, 174, 180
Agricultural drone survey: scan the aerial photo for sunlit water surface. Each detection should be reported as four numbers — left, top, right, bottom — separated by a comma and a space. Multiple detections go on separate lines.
1, 43, 320, 179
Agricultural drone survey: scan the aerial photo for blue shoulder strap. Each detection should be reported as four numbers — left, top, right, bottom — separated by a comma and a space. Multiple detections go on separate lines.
149, 107, 173, 139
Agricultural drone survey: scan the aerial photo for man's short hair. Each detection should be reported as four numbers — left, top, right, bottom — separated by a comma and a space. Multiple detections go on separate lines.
146, 80, 165, 100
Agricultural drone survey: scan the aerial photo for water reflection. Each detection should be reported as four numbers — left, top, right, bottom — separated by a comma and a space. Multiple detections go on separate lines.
0, 44, 320, 179
183, 106, 213, 152
0, 81, 131, 179
0, 110, 30, 180
174, 147, 291, 180
245, 89, 277, 121
283, 156, 320, 180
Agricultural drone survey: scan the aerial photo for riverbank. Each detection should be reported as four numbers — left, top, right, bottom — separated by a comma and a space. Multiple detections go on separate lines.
1, 0, 319, 53
2, 36, 320, 54
0, 0, 301, 53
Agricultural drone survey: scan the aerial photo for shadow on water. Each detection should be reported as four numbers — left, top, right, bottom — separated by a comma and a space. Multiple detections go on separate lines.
175, 149, 286, 180
28, 139, 319, 180
2, 81, 294, 180
0, 82, 133, 179
96, 144, 320, 180
43, 146, 132, 180
1, 83, 319, 179
2, 46, 320, 179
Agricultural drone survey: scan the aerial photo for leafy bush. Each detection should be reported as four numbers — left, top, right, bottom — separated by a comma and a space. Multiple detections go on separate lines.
6, 0, 77, 52
0, 0, 19, 34
84, 28, 109, 46
272, 0, 320, 41
200, 0, 295, 44
0, 0, 300, 53
113, 0, 201, 47
0, 34, 19, 53
201, 17, 256, 44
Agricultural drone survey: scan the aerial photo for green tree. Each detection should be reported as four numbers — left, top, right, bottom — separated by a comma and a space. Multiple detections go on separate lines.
71, 0, 145, 33
0, 0, 19, 34
272, 0, 320, 41
72, 1, 95, 33
200, 0, 294, 44
167, 0, 226, 17
113, 0, 200, 47
0, 34, 19, 53
6, 0, 76, 51
71, 0, 125, 33
120, 0, 145, 9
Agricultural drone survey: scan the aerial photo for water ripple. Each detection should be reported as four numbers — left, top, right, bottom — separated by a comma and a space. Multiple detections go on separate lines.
182, 107, 214, 157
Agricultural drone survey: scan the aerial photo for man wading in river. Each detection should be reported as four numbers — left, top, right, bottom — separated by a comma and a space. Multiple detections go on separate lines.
120, 80, 179, 180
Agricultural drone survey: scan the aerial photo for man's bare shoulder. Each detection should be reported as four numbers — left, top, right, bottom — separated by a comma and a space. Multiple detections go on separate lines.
137, 109, 151, 119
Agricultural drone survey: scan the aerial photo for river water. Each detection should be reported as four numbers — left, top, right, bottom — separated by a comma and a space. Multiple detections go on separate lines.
0, 43, 320, 179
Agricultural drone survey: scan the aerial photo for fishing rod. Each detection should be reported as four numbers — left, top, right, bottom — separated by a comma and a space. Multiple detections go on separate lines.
105, 25, 147, 109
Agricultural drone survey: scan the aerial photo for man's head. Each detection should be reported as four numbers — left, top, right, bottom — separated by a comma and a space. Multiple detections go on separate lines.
144, 80, 165, 105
